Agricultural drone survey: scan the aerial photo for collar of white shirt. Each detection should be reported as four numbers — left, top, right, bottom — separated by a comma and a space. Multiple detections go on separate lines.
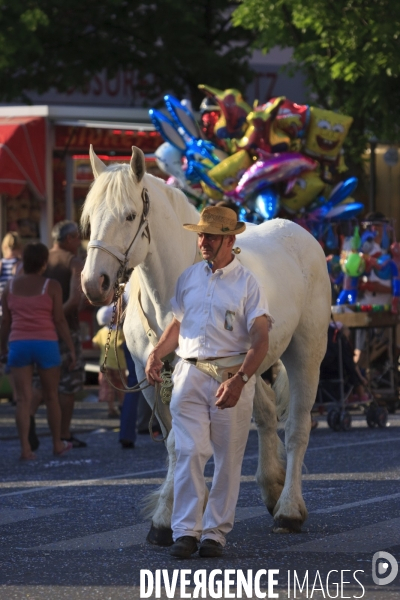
203, 256, 239, 278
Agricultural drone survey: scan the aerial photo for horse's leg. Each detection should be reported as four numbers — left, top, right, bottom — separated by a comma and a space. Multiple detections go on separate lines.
254, 375, 286, 515
273, 332, 326, 533
146, 427, 175, 546
133, 369, 174, 546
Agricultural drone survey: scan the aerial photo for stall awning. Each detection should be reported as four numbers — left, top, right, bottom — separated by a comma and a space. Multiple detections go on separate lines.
0, 116, 46, 199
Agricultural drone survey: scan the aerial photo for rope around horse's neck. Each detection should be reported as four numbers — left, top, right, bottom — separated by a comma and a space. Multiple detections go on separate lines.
100, 279, 171, 442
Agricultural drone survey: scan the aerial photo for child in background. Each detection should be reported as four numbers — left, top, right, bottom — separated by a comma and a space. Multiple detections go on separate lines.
93, 306, 127, 418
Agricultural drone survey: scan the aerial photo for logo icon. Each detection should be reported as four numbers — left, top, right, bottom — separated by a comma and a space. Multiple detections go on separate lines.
372, 551, 398, 586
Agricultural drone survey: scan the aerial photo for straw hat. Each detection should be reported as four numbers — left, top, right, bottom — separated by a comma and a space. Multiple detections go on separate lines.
183, 206, 246, 235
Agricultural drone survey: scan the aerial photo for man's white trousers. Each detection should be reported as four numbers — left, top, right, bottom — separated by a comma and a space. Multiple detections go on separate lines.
170, 360, 255, 546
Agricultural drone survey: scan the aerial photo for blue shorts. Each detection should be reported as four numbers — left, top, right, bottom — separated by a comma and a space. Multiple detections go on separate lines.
8, 340, 61, 370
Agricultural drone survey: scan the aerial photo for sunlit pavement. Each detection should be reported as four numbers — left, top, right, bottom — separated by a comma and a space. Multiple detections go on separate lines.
0, 397, 399, 600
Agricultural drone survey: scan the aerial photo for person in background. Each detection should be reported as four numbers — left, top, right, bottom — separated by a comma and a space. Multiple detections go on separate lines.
93, 306, 127, 419
0, 232, 23, 308
30, 221, 86, 449
0, 232, 23, 405
0, 243, 75, 459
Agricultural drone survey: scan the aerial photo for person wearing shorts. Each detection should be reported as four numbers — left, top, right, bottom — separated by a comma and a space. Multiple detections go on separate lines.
31, 221, 86, 449
0, 243, 76, 460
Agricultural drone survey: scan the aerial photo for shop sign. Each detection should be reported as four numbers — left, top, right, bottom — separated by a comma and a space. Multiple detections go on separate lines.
55, 125, 162, 153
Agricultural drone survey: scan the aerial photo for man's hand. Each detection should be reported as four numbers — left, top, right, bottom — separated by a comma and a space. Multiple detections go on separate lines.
215, 374, 245, 409
145, 351, 164, 385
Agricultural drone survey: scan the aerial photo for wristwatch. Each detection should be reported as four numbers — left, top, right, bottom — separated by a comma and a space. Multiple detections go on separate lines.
238, 371, 249, 384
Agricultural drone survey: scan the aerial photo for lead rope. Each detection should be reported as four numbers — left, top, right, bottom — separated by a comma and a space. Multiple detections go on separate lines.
148, 361, 173, 443
101, 277, 149, 393
101, 276, 171, 443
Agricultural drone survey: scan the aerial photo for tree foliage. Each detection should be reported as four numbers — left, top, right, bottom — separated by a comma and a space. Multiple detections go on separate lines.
0, 0, 254, 106
233, 0, 400, 163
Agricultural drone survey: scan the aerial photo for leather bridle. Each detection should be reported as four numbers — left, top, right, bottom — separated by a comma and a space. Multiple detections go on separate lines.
87, 187, 150, 284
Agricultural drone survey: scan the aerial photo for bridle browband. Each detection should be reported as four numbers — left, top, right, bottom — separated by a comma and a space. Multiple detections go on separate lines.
87, 187, 150, 284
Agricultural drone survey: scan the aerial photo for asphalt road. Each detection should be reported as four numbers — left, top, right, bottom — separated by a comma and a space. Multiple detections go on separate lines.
0, 397, 399, 600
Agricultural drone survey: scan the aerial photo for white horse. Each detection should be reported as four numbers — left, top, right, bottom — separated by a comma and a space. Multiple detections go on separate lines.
81, 146, 331, 544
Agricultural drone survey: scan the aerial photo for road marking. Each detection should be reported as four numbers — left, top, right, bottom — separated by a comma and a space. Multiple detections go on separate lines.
28, 522, 151, 551
0, 467, 167, 498
282, 516, 400, 553
0, 469, 399, 499
313, 491, 400, 514
20, 507, 267, 551
18, 500, 400, 554
0, 508, 66, 526
241, 436, 400, 464
306, 436, 400, 452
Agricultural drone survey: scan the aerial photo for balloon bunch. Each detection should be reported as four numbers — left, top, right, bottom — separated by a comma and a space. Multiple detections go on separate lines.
149, 86, 362, 239
333, 223, 400, 313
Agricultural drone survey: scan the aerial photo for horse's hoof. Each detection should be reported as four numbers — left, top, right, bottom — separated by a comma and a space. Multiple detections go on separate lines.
146, 523, 174, 546
272, 517, 303, 533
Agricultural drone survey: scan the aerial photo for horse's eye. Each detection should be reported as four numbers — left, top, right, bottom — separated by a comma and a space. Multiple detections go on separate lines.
126, 213, 136, 222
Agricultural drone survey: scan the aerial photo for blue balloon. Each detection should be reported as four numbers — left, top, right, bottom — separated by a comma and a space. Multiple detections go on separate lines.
325, 202, 364, 220
374, 254, 393, 280
254, 188, 279, 220
328, 177, 358, 206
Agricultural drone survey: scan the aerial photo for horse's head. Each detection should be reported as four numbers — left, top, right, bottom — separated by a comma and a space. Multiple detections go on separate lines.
81, 145, 150, 305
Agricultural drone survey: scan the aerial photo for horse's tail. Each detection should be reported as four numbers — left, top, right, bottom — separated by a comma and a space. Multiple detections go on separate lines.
272, 359, 290, 429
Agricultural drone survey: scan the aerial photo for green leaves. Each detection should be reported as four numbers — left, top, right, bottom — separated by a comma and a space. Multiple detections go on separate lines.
233, 0, 400, 161
20, 8, 49, 31
0, 0, 254, 106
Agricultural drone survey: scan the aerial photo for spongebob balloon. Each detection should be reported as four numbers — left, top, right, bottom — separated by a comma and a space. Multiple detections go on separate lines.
304, 108, 353, 170
200, 150, 252, 201
281, 171, 326, 214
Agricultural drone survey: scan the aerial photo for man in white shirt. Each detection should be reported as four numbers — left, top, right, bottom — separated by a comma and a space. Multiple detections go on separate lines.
145, 206, 272, 559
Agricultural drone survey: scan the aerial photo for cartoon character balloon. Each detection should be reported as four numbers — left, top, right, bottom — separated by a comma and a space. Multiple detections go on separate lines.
304, 108, 353, 166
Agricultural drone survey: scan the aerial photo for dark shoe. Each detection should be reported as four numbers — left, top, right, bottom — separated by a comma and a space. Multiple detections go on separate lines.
28, 416, 40, 451
199, 539, 224, 558
169, 536, 198, 559
61, 435, 87, 448
119, 439, 135, 449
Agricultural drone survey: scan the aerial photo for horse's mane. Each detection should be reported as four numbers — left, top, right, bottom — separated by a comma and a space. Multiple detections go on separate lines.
146, 173, 200, 226
80, 163, 199, 231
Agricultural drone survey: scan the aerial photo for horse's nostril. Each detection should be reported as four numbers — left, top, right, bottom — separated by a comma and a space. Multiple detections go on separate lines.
100, 273, 110, 291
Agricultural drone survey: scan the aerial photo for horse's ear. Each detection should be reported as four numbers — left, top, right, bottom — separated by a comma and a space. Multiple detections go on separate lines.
89, 145, 107, 178
130, 146, 146, 183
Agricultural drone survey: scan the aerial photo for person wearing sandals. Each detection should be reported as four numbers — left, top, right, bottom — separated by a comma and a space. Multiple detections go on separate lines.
30, 221, 86, 449
0, 243, 76, 460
